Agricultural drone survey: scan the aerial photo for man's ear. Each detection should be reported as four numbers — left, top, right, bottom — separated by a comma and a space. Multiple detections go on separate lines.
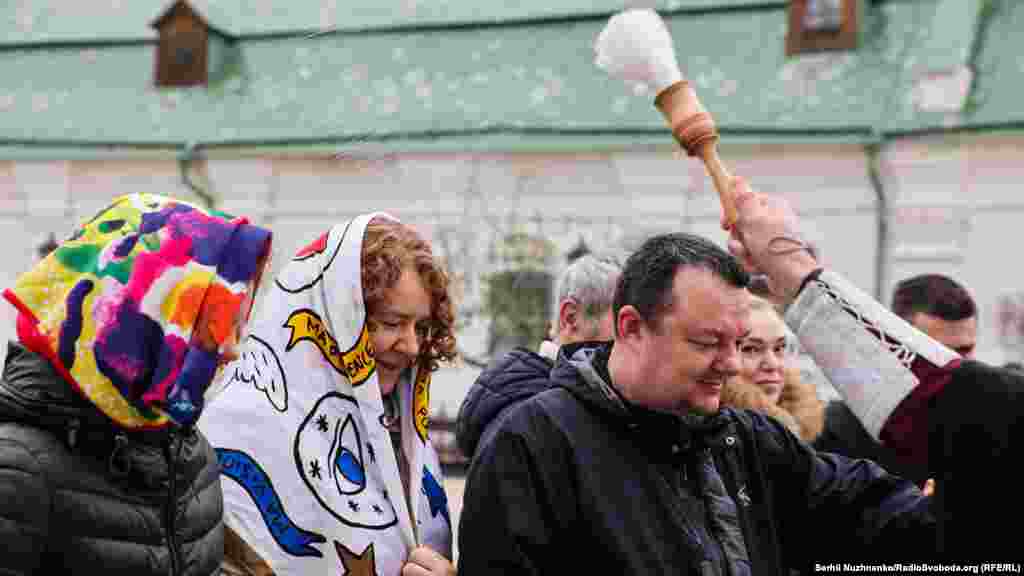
616, 305, 644, 343
558, 298, 579, 336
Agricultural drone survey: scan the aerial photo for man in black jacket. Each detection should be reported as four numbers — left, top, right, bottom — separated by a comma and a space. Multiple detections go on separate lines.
458, 232, 935, 575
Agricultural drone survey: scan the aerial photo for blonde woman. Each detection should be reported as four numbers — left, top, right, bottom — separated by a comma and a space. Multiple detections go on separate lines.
721, 295, 825, 443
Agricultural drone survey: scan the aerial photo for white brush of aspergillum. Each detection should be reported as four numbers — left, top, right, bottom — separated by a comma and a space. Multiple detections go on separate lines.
593, 8, 684, 97
594, 8, 741, 231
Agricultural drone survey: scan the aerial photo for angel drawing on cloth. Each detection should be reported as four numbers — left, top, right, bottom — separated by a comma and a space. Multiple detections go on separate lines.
199, 212, 457, 576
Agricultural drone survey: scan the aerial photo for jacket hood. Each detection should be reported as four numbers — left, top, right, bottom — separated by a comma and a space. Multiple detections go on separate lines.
456, 347, 553, 457
0, 341, 190, 489
552, 342, 630, 418
0, 341, 172, 442
0, 341, 85, 431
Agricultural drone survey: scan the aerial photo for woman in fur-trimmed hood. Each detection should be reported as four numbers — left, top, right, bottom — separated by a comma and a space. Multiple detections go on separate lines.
721, 295, 824, 443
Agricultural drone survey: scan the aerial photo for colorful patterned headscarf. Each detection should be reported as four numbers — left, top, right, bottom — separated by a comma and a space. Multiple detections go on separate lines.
3, 193, 272, 429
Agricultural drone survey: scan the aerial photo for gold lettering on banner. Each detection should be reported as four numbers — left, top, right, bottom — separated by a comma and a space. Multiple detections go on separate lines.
284, 310, 376, 386
413, 367, 431, 442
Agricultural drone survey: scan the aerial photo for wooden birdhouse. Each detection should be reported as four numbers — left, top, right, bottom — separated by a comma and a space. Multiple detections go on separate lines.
786, 0, 862, 56
152, 0, 234, 87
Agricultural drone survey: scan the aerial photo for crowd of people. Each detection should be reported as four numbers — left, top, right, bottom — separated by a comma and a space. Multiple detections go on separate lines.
0, 181, 1020, 574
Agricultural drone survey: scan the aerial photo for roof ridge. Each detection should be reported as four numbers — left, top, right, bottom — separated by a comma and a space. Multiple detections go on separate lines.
0, 1, 785, 49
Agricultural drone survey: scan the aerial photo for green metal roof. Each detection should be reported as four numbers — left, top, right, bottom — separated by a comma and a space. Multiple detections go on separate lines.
1, 0, 782, 44
0, 0, 1020, 154
884, 0, 1023, 134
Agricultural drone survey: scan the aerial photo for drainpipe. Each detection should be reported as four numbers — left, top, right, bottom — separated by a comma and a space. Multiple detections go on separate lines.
177, 141, 216, 209
864, 137, 889, 301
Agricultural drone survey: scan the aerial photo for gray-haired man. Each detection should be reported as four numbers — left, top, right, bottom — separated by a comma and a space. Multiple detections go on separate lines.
458, 253, 621, 459
538, 254, 622, 359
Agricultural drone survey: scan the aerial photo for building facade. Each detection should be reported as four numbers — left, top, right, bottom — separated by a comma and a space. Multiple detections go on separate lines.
2, 0, 1023, 415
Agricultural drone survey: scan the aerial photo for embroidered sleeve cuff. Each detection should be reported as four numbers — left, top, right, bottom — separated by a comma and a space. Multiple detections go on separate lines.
783, 269, 959, 441
795, 267, 824, 300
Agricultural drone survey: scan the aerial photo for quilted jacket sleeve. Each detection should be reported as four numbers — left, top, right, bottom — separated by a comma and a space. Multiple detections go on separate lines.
0, 431, 51, 576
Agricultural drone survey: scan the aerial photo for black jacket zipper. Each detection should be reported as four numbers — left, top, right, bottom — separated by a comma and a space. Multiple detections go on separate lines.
659, 445, 719, 574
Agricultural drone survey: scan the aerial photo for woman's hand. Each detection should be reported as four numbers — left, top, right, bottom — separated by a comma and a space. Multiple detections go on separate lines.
402, 545, 456, 576
922, 478, 935, 497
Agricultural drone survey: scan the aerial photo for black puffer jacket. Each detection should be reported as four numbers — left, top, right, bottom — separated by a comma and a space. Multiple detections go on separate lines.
0, 342, 223, 575
456, 347, 553, 458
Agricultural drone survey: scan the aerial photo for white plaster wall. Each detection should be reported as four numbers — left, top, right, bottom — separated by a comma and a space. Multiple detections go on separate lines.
885, 134, 1024, 364
1, 136, 1022, 406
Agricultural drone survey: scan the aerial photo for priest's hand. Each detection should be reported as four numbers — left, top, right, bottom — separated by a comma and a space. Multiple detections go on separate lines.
726, 177, 820, 306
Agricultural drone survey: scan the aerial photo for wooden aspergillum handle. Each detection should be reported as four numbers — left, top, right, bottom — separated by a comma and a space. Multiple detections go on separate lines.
698, 142, 736, 228
654, 81, 737, 229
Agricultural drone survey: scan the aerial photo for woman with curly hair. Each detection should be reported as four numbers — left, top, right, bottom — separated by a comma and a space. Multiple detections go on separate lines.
200, 213, 457, 576
720, 295, 825, 443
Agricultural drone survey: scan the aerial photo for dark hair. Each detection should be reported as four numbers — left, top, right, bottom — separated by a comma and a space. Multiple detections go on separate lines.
891, 274, 976, 322
613, 232, 749, 335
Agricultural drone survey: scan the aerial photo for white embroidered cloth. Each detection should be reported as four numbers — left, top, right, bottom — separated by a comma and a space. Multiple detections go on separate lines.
199, 213, 451, 575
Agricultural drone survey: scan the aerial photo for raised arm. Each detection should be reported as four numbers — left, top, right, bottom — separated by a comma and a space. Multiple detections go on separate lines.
725, 179, 959, 470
